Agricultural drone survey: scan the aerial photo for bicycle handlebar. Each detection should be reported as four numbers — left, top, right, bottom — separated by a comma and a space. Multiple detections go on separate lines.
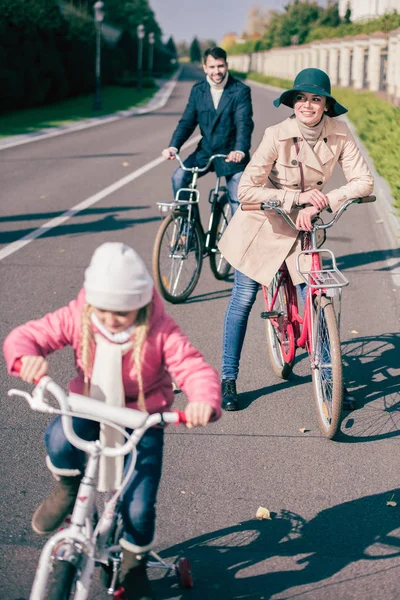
241, 195, 376, 231
9, 360, 187, 456
173, 152, 228, 173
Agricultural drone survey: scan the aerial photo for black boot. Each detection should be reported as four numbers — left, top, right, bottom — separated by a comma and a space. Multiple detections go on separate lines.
343, 387, 357, 411
222, 379, 239, 411
119, 548, 155, 600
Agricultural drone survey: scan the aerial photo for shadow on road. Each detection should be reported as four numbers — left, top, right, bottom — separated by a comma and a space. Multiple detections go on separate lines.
0, 206, 149, 224
337, 248, 400, 272
152, 488, 400, 599
338, 333, 400, 442
183, 288, 233, 304
238, 373, 311, 411
0, 212, 158, 244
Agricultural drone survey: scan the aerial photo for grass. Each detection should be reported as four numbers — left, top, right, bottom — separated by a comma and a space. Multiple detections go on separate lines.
244, 72, 400, 213
0, 84, 158, 138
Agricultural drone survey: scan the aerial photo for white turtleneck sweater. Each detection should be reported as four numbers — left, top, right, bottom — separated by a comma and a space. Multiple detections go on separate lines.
206, 73, 228, 109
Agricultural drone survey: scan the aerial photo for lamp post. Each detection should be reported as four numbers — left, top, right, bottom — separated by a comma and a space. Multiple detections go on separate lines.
148, 32, 155, 75
137, 24, 145, 93
93, 1, 105, 110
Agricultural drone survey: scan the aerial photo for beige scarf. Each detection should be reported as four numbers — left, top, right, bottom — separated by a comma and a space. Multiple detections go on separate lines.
90, 315, 134, 492
296, 115, 325, 149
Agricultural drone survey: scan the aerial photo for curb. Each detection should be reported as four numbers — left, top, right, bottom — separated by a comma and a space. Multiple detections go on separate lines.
247, 78, 400, 250
0, 66, 183, 152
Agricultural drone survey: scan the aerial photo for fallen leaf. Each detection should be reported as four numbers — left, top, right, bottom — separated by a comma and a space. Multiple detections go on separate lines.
350, 330, 359, 334
180, 491, 186, 494
256, 506, 272, 520
59, 249, 65, 253
387, 494, 397, 507
122, 162, 129, 167
40, 195, 46, 199
299, 427, 310, 434
375, 219, 383, 224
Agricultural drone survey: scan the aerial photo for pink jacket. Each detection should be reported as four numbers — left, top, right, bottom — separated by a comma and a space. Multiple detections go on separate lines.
3, 289, 222, 420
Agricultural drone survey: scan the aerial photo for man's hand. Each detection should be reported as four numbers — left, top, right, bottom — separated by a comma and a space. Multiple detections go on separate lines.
298, 189, 329, 211
184, 402, 213, 429
19, 356, 48, 383
162, 147, 177, 160
296, 205, 320, 231
225, 150, 245, 163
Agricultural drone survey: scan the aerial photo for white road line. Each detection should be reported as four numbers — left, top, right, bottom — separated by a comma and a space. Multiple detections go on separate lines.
0, 135, 201, 262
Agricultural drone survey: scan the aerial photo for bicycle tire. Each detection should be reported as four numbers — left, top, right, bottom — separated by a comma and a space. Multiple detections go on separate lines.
152, 213, 203, 303
264, 275, 296, 379
311, 295, 343, 439
209, 196, 232, 280
45, 559, 77, 600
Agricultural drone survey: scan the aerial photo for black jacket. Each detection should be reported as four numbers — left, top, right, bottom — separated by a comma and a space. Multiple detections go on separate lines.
170, 74, 254, 177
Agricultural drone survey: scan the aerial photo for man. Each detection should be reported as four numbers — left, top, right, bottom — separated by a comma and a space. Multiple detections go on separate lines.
162, 46, 254, 215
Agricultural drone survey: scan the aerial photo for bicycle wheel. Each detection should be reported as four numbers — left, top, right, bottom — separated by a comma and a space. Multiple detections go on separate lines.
152, 212, 203, 303
45, 559, 78, 600
311, 295, 343, 439
209, 196, 232, 280
264, 275, 296, 379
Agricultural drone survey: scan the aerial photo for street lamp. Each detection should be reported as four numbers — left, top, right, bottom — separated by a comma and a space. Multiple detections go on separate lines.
137, 24, 145, 93
93, 1, 105, 110
148, 32, 155, 75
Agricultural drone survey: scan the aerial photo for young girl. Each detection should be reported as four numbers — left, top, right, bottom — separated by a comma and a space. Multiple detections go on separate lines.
4, 242, 222, 600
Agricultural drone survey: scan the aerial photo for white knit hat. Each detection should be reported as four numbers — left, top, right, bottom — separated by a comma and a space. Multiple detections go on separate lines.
84, 243, 154, 311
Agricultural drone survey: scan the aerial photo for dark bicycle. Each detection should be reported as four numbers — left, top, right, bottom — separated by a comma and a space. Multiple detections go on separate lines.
152, 153, 233, 303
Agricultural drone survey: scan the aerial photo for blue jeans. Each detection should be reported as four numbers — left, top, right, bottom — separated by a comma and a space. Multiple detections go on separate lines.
222, 270, 308, 381
45, 416, 164, 549
172, 161, 242, 215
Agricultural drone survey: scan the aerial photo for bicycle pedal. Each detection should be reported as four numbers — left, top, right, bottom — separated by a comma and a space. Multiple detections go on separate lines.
261, 311, 281, 319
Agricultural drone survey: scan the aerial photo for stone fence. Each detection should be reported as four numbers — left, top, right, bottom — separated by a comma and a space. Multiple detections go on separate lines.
228, 29, 400, 103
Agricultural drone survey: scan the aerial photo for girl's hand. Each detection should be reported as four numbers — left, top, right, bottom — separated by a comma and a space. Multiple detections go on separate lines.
296, 206, 320, 231
299, 190, 329, 211
19, 356, 48, 383
185, 402, 213, 429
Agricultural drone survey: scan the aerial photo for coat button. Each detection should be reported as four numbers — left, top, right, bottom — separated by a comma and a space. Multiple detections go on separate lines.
323, 137, 328, 143
291, 159, 298, 166
317, 181, 323, 185
293, 183, 299, 187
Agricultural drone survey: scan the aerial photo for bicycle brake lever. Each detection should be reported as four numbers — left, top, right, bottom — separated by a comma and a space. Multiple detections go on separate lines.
8, 388, 50, 412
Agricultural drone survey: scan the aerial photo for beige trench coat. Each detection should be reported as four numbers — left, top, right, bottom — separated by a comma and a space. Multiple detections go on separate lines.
218, 115, 374, 287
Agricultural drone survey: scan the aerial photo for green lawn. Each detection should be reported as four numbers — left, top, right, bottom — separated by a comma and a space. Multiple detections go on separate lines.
0, 85, 158, 138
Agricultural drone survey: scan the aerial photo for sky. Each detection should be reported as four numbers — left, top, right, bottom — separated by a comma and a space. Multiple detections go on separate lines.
150, 0, 328, 44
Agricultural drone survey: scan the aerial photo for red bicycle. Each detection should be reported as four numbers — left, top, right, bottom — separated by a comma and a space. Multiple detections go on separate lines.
242, 195, 376, 439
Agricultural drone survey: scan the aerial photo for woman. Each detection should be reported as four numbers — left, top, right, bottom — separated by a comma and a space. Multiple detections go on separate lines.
218, 68, 374, 411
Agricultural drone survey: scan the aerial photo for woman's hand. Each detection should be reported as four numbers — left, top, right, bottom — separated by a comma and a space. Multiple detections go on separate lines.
296, 206, 320, 231
19, 356, 48, 383
299, 189, 329, 211
184, 402, 213, 429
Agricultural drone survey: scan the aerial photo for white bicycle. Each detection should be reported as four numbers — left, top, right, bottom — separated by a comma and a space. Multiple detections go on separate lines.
9, 363, 193, 599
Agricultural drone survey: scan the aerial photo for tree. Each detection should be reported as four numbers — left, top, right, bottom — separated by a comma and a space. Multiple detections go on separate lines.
189, 37, 202, 63
318, 1, 341, 27
344, 2, 352, 24
166, 36, 177, 58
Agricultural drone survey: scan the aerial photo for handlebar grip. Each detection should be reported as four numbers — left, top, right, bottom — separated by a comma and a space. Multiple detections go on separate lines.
359, 195, 376, 203
241, 203, 264, 211
13, 359, 44, 385
174, 410, 187, 424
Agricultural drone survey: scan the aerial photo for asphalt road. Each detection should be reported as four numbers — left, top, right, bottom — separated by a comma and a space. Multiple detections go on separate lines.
0, 64, 399, 600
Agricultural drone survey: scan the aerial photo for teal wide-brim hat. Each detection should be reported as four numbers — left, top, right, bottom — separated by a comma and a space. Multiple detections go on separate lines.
273, 68, 347, 117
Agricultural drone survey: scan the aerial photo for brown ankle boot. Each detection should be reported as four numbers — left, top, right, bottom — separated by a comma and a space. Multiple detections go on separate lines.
119, 548, 155, 600
31, 475, 81, 535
